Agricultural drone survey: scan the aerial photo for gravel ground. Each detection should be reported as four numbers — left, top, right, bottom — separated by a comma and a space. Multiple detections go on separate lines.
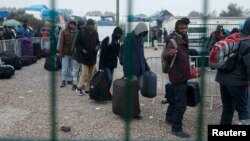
0, 48, 239, 141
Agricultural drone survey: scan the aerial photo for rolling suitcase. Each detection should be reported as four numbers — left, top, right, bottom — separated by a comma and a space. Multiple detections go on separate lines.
141, 71, 157, 98
112, 78, 140, 117
186, 81, 201, 107
33, 43, 42, 59
21, 37, 33, 56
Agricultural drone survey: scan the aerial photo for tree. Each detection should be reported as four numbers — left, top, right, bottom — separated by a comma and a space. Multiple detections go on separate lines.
188, 11, 203, 17
207, 10, 218, 17
7, 9, 45, 30
136, 13, 147, 18
85, 11, 102, 16
244, 8, 250, 16
103, 11, 115, 16
219, 3, 244, 17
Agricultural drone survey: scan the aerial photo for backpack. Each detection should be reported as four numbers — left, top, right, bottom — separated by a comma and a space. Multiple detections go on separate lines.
209, 33, 250, 72
161, 38, 178, 73
89, 70, 112, 101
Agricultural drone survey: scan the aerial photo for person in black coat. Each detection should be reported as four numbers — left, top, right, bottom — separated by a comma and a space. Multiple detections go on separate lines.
99, 27, 123, 90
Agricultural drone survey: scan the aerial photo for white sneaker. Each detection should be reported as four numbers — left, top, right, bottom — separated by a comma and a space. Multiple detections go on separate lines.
76, 89, 84, 96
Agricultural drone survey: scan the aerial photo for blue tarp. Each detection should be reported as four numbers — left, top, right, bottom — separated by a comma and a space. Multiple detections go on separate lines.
128, 15, 147, 22
0, 10, 10, 18
24, 4, 48, 12
97, 20, 116, 26
41, 9, 61, 21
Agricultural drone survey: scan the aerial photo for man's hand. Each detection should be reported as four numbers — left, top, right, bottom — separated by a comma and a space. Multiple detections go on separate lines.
168, 49, 177, 57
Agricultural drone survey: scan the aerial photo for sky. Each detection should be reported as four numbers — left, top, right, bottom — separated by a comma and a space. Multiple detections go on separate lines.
1, 0, 250, 17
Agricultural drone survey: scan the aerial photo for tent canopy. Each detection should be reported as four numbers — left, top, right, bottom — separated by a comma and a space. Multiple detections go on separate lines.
0, 10, 10, 18
24, 4, 48, 12
41, 9, 61, 21
2, 19, 22, 27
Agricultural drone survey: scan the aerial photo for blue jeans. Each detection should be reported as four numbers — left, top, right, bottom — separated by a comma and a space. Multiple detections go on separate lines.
104, 67, 114, 89
72, 59, 80, 85
61, 55, 74, 81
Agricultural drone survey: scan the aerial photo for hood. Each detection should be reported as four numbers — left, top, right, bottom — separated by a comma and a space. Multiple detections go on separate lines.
67, 20, 76, 29
134, 22, 148, 36
241, 17, 250, 35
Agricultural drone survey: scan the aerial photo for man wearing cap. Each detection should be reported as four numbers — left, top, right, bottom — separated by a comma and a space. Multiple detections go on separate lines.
75, 19, 100, 95
162, 17, 191, 138
70, 20, 86, 91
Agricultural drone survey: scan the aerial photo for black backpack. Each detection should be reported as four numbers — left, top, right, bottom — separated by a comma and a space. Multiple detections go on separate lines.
44, 55, 62, 71
0, 64, 15, 79
89, 70, 112, 101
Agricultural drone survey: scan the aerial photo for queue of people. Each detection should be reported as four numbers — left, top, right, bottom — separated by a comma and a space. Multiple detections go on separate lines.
55, 17, 250, 139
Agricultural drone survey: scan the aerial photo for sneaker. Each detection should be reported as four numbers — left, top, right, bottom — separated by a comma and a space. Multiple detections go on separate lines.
60, 80, 66, 88
67, 80, 73, 85
72, 85, 77, 91
133, 115, 143, 120
171, 131, 190, 138
84, 91, 89, 95
76, 89, 84, 96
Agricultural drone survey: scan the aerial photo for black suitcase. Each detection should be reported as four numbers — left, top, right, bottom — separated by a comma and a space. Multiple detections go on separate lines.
186, 81, 201, 107
112, 78, 140, 117
33, 43, 42, 59
89, 70, 112, 101
165, 82, 201, 107
0, 64, 15, 79
141, 71, 157, 98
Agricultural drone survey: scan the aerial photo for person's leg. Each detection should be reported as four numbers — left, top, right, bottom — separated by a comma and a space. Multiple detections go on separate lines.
165, 84, 176, 123
72, 59, 80, 90
60, 55, 70, 88
104, 67, 113, 90
76, 64, 88, 95
130, 75, 143, 120
85, 64, 96, 93
67, 56, 73, 84
229, 85, 250, 121
219, 84, 234, 124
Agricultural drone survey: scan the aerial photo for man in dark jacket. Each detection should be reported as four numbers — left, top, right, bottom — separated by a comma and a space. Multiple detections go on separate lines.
75, 19, 100, 95
121, 21, 150, 120
215, 17, 250, 125
71, 20, 85, 91
99, 27, 123, 91
162, 17, 191, 138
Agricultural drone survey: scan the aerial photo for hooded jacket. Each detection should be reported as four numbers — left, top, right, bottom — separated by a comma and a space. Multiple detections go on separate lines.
59, 20, 76, 56
122, 22, 150, 76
